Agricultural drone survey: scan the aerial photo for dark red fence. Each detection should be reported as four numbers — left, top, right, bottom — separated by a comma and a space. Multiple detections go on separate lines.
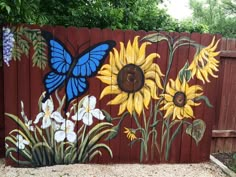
1, 25, 222, 166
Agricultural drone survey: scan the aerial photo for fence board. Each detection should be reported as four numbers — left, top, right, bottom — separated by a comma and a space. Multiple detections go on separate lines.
179, 32, 192, 163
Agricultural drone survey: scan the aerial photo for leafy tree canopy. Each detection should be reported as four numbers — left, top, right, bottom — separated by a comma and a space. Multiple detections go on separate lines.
189, 0, 236, 37
0, 0, 235, 37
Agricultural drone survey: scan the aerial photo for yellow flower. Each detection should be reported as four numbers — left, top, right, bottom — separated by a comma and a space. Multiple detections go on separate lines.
160, 77, 203, 120
124, 127, 137, 141
188, 36, 220, 84
97, 36, 164, 115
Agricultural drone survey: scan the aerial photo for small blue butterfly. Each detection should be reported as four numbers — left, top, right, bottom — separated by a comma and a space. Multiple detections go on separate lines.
42, 31, 116, 111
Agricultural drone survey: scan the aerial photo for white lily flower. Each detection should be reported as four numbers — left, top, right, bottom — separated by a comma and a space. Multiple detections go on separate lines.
54, 120, 76, 143
25, 120, 34, 131
16, 134, 29, 150
34, 99, 64, 129
72, 95, 105, 126
20, 101, 34, 131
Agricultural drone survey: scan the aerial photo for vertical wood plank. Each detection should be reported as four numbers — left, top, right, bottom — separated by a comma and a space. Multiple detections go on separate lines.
108, 29, 124, 163
155, 31, 169, 163
4, 25, 19, 166
189, 33, 202, 163
179, 32, 193, 163
0, 26, 5, 157
99, 28, 115, 164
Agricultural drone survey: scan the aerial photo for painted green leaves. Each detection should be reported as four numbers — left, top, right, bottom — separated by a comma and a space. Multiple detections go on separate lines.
179, 61, 191, 83
4, 26, 47, 69
186, 119, 206, 145
5, 93, 114, 167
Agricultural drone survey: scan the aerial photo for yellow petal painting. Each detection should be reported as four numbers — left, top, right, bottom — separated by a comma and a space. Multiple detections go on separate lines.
97, 36, 164, 116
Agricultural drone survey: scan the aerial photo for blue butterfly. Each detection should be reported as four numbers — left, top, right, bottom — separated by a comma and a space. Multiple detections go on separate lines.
42, 32, 116, 111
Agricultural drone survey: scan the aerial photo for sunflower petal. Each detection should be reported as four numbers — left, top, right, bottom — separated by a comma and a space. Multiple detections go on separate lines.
113, 48, 123, 70
141, 53, 160, 70
118, 100, 128, 115
127, 94, 134, 115
134, 92, 144, 116
107, 92, 128, 105
145, 70, 163, 89
142, 87, 151, 109
163, 104, 174, 118
145, 80, 159, 99
136, 42, 151, 65
100, 85, 121, 99
126, 40, 135, 64
96, 76, 117, 85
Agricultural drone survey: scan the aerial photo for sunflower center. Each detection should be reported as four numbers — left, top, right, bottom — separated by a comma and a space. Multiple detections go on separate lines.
173, 92, 186, 107
197, 57, 208, 68
117, 64, 144, 93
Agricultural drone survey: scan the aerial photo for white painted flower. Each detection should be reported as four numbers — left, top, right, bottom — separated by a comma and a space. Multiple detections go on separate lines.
54, 120, 76, 143
20, 101, 34, 131
34, 99, 64, 129
72, 95, 105, 126
15, 134, 29, 150
25, 120, 34, 131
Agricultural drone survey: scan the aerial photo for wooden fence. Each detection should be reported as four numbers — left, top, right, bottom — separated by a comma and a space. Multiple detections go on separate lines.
211, 38, 236, 153
0, 25, 223, 166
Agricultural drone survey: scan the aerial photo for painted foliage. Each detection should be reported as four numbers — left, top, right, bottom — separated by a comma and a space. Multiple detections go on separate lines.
3, 25, 220, 166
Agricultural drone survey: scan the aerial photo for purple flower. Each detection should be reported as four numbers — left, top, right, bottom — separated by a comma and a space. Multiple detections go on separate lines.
3, 27, 15, 66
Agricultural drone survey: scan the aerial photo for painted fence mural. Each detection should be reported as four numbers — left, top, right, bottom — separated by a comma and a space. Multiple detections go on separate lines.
2, 25, 221, 166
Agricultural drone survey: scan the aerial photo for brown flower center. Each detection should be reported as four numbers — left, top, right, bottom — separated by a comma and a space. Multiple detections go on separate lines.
173, 92, 186, 107
117, 64, 144, 93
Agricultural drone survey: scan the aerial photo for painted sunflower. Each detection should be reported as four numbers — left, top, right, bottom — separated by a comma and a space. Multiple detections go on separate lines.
188, 36, 220, 84
160, 77, 203, 120
124, 127, 137, 141
97, 36, 164, 115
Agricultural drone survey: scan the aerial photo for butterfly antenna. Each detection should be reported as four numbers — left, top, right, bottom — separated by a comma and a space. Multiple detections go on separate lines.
76, 40, 90, 54
42, 92, 50, 103
67, 39, 77, 55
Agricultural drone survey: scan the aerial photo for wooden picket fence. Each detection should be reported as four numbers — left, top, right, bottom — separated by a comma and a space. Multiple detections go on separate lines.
0, 25, 225, 166
211, 37, 236, 153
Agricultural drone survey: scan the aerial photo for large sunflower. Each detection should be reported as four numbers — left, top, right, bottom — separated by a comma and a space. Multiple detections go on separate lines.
188, 36, 220, 84
160, 77, 203, 120
97, 36, 164, 116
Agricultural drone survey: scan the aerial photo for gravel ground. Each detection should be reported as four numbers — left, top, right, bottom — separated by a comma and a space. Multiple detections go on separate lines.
0, 159, 229, 177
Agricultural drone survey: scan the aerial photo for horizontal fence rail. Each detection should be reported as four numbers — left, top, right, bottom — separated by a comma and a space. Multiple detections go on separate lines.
1, 25, 222, 167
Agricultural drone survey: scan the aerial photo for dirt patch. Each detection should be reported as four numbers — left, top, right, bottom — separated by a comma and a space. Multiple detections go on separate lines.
212, 152, 236, 173
0, 158, 229, 177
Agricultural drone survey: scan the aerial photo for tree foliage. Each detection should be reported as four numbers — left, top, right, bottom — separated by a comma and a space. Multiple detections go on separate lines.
189, 0, 236, 37
0, 0, 235, 37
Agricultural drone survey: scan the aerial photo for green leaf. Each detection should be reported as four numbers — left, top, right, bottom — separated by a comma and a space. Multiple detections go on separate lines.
105, 124, 119, 140
150, 120, 160, 128
178, 61, 191, 83
102, 109, 112, 123
186, 119, 206, 146
195, 95, 213, 108
141, 33, 168, 43
6, 5, 11, 14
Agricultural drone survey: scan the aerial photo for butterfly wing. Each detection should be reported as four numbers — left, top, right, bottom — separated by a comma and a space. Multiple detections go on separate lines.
65, 77, 88, 110
42, 31, 72, 102
72, 41, 116, 77
42, 31, 72, 74
49, 39, 72, 74
43, 71, 67, 102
